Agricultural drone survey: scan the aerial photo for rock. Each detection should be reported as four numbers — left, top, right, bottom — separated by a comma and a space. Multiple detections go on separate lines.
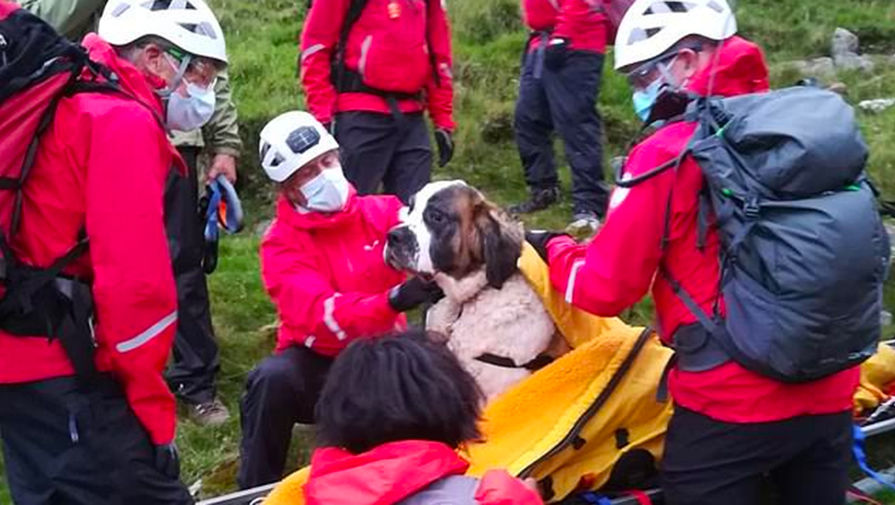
835, 53, 875, 72
882, 310, 893, 328
858, 98, 895, 113
831, 27, 860, 58
789, 57, 835, 77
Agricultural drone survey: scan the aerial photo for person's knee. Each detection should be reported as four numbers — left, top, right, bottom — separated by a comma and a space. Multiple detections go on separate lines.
245, 355, 300, 401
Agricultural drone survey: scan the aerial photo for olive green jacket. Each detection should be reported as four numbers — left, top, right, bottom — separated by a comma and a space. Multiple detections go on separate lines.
22, 0, 242, 156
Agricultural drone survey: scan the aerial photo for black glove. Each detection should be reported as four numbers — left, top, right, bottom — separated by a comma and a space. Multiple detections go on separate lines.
388, 277, 445, 312
434, 128, 454, 167
544, 37, 570, 71
154, 443, 181, 479
525, 230, 569, 263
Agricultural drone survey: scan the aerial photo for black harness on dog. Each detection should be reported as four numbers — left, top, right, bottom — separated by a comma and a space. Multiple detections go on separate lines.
474, 353, 555, 371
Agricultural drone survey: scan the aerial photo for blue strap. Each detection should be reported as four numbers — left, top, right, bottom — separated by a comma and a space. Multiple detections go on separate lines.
852, 423, 895, 492
579, 492, 613, 505
204, 182, 222, 243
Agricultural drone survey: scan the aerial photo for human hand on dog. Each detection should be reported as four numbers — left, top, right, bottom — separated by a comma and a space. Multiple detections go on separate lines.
388, 277, 445, 312
525, 229, 569, 263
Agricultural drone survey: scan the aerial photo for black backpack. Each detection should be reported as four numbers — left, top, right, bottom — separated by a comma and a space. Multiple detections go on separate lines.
618, 86, 889, 382
0, 1, 126, 386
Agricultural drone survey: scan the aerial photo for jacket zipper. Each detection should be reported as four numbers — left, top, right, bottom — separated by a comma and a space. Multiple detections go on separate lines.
358, 35, 372, 79
517, 327, 655, 478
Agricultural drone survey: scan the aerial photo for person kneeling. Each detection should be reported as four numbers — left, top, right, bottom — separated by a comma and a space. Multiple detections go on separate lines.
306, 331, 543, 504
237, 111, 443, 488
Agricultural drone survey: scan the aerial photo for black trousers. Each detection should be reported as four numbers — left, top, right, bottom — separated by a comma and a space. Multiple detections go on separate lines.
661, 406, 852, 505
514, 50, 609, 216
164, 146, 220, 405
237, 346, 333, 489
0, 376, 192, 505
335, 110, 432, 203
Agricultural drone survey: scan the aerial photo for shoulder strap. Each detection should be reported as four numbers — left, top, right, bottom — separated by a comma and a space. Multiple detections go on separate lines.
332, 0, 369, 91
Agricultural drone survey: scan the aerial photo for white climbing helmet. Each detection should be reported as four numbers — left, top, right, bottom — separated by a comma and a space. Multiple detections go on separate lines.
613, 0, 737, 70
98, 0, 228, 65
259, 111, 340, 183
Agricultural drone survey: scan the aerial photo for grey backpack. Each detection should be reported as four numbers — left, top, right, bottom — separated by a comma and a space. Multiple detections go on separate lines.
622, 86, 890, 382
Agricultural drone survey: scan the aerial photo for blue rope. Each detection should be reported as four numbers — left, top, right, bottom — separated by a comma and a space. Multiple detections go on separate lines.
853, 423, 895, 493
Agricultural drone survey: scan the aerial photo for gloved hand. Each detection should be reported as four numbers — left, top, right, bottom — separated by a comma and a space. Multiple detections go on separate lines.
544, 37, 570, 71
154, 443, 181, 479
388, 277, 445, 312
525, 229, 569, 263
434, 128, 454, 167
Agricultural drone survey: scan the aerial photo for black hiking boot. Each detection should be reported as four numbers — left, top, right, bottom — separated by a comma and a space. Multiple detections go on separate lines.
508, 186, 560, 214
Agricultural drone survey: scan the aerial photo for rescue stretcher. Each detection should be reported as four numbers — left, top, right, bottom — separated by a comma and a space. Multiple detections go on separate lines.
191, 415, 895, 505
195, 338, 895, 505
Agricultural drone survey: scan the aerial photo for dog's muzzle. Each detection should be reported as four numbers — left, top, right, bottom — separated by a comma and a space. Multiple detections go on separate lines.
385, 225, 418, 271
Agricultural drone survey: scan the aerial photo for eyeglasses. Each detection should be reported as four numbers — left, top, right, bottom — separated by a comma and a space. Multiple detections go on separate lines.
625, 44, 703, 90
165, 48, 219, 89
625, 52, 678, 89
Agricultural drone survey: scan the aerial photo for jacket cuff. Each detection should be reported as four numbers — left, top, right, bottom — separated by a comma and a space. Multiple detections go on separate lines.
210, 146, 241, 158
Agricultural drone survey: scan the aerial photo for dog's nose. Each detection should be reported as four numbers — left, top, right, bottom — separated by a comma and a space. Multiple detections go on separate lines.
387, 228, 407, 247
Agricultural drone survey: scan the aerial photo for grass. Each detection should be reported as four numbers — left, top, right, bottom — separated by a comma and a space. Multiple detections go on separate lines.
5, 0, 895, 502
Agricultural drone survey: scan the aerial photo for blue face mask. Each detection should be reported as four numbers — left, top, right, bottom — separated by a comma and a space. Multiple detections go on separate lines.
632, 76, 663, 123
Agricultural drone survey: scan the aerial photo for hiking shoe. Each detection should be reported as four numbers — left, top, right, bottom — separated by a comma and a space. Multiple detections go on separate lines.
189, 398, 230, 427
565, 211, 601, 238
508, 187, 560, 215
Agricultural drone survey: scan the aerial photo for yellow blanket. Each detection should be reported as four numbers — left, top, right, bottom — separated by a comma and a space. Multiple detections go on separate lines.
263, 244, 895, 504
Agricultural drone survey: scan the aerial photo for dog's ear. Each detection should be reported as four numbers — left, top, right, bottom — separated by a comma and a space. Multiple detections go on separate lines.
475, 204, 523, 289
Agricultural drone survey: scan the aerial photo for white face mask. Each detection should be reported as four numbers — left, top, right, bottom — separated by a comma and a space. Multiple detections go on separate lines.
166, 82, 215, 131
296, 166, 350, 213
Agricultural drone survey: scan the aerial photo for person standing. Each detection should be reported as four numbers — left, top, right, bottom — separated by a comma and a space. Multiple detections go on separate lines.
527, 1, 861, 503
22, 0, 243, 426
299, 0, 455, 203
0, 0, 229, 501
508, 0, 611, 235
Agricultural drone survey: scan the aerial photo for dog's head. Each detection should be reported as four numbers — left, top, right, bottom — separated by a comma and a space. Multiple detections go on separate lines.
385, 181, 523, 289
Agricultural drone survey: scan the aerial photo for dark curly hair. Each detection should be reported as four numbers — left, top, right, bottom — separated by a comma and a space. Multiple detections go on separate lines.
315, 330, 484, 454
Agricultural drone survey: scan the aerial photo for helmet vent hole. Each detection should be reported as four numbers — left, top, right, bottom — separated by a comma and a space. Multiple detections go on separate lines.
270, 154, 285, 167
260, 142, 271, 160
111, 2, 130, 16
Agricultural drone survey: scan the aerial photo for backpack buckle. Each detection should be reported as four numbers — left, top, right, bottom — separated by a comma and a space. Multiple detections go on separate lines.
743, 197, 760, 219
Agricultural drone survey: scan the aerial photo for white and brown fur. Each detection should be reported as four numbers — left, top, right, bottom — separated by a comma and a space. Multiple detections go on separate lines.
385, 181, 569, 400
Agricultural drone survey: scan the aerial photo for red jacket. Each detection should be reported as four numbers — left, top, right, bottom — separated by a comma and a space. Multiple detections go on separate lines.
522, 0, 607, 53
546, 36, 859, 423
305, 440, 543, 505
300, 0, 454, 130
260, 190, 407, 357
0, 34, 182, 444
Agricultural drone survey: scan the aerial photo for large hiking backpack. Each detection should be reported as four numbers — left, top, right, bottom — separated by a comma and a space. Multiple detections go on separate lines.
620, 86, 889, 382
0, 1, 124, 385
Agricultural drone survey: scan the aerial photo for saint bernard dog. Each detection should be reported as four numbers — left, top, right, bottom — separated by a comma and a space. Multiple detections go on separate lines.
385, 180, 569, 400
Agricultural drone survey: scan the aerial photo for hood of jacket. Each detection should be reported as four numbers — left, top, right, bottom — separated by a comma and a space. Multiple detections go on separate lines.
687, 35, 770, 97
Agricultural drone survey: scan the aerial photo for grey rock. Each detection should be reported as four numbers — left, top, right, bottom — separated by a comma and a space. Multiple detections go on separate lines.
882, 310, 893, 328
789, 57, 835, 77
831, 27, 859, 58
834, 53, 875, 72
858, 98, 895, 113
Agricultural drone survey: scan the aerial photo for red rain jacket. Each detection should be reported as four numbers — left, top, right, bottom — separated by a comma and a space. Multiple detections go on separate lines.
546, 36, 859, 423
0, 33, 182, 444
260, 190, 407, 357
305, 440, 543, 505
521, 0, 607, 53
299, 0, 455, 130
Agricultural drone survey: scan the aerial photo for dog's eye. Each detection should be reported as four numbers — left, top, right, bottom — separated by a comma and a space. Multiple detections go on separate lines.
426, 208, 446, 225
